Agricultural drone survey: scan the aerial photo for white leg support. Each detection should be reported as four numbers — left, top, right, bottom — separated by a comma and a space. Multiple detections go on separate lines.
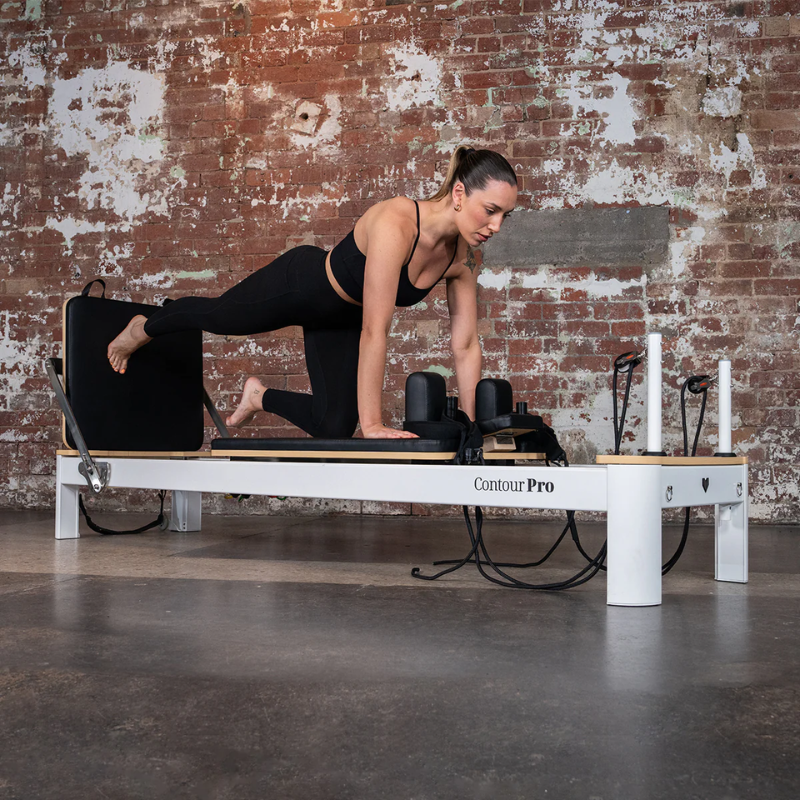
715, 467, 748, 583
55, 455, 80, 540
170, 490, 202, 532
607, 464, 662, 607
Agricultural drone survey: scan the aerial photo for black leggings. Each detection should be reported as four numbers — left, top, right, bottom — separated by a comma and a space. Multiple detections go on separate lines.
143, 246, 363, 438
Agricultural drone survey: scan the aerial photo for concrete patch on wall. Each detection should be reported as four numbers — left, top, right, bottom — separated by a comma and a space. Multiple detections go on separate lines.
289, 94, 342, 151
483, 208, 669, 270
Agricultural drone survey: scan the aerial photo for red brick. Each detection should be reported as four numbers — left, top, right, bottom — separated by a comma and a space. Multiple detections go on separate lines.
750, 110, 800, 130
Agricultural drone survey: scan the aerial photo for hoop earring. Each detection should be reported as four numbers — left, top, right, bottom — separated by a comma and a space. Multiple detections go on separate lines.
454, 204, 461, 212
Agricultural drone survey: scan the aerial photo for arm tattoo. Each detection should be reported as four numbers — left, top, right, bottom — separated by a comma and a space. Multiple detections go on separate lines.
465, 247, 478, 274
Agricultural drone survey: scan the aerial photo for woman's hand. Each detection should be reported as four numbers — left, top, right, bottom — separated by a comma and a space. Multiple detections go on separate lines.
361, 423, 419, 439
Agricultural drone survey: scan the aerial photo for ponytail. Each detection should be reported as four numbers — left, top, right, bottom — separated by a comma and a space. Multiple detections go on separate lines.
429, 146, 517, 201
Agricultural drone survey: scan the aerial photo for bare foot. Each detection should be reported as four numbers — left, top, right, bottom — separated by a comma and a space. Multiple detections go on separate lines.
226, 376, 266, 427
107, 314, 152, 373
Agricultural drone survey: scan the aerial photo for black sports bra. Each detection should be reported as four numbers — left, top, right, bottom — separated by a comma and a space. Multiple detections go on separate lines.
329, 200, 458, 307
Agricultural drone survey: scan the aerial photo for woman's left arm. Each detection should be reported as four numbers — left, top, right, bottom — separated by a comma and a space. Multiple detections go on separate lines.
446, 246, 482, 420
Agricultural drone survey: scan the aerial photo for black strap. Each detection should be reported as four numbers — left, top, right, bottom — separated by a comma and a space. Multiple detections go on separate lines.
404, 201, 422, 266
443, 408, 483, 465
79, 491, 168, 535
81, 279, 106, 298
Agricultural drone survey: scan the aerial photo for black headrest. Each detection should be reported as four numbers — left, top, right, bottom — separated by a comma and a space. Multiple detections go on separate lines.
63, 291, 204, 451
404, 371, 447, 422
475, 378, 513, 419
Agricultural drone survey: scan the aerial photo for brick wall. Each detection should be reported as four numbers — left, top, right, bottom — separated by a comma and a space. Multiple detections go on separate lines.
1, 0, 798, 521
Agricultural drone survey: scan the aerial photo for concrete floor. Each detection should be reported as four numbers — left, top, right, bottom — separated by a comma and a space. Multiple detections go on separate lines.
0, 508, 798, 799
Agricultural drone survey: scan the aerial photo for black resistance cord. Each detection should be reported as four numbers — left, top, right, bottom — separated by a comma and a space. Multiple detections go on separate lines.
412, 422, 608, 590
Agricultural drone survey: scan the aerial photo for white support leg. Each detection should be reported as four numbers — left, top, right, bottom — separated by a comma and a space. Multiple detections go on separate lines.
55, 455, 80, 540
607, 464, 662, 606
170, 490, 202, 532
715, 467, 748, 583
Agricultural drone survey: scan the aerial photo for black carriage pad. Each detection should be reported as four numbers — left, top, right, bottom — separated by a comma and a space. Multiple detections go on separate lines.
211, 436, 462, 455
63, 293, 204, 451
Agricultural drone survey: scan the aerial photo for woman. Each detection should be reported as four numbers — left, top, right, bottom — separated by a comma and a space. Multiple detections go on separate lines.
108, 146, 518, 439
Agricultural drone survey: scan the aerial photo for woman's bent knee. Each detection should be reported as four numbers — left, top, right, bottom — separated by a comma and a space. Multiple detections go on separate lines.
311, 414, 359, 439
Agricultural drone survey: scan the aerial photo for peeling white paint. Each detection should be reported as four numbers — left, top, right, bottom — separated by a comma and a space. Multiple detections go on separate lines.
669, 226, 706, 278
702, 86, 742, 118
1, 183, 23, 224
48, 62, 173, 228
280, 183, 350, 220
43, 217, 106, 254
6, 41, 48, 89
127, 271, 175, 290
97, 242, 136, 276
0, 311, 47, 404
0, 123, 20, 148
543, 159, 565, 175
736, 20, 760, 37
564, 71, 638, 146
709, 133, 766, 189
565, 160, 671, 206
478, 269, 511, 290
385, 43, 443, 112
521, 270, 647, 299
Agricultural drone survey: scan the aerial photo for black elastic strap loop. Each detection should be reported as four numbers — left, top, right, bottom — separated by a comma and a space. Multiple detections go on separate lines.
79, 491, 167, 535
81, 279, 106, 298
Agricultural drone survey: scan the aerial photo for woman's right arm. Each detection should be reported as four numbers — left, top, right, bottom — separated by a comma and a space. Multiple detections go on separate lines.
358, 207, 418, 439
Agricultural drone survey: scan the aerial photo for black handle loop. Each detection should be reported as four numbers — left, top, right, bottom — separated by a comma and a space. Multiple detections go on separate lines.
81, 279, 106, 298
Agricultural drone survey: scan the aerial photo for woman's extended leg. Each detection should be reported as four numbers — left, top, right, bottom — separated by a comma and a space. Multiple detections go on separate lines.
107, 247, 312, 373
109, 244, 365, 437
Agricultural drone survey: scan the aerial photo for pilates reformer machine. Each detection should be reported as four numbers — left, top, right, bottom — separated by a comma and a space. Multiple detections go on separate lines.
48, 282, 748, 607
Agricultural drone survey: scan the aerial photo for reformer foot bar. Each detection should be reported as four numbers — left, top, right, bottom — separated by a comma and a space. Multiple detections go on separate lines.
49, 289, 748, 608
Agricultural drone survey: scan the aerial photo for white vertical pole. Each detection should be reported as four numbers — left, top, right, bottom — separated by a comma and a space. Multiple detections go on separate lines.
646, 332, 663, 454
607, 464, 662, 606
718, 359, 732, 454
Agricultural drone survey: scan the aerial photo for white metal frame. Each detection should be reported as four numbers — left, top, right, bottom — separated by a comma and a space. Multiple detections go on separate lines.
54, 454, 748, 607
50, 333, 749, 607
